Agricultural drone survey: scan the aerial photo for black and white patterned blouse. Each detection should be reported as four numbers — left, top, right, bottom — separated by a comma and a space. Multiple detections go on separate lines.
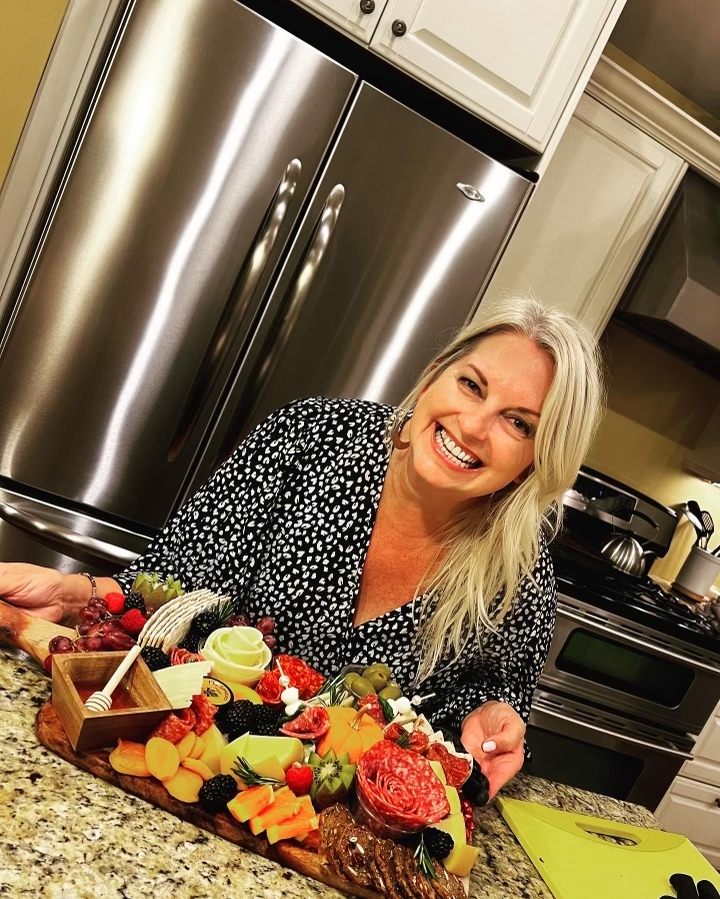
116, 397, 556, 731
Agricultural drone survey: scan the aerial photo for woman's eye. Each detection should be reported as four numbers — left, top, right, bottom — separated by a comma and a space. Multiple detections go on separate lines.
459, 376, 480, 394
510, 417, 531, 436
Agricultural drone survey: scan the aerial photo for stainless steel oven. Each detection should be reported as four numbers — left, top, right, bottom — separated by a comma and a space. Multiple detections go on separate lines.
524, 466, 720, 810
526, 690, 693, 810
541, 595, 720, 735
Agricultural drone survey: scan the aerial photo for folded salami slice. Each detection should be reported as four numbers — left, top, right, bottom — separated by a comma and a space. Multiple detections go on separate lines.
356, 740, 450, 832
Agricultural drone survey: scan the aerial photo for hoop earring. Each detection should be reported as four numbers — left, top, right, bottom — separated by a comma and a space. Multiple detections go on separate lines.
391, 407, 413, 450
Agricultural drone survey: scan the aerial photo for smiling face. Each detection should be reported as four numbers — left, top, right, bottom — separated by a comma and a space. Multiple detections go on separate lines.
398, 331, 555, 516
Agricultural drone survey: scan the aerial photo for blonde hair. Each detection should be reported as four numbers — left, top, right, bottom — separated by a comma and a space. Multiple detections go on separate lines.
393, 297, 605, 681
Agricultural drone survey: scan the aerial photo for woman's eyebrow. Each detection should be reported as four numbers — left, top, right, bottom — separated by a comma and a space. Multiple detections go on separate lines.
468, 363, 541, 418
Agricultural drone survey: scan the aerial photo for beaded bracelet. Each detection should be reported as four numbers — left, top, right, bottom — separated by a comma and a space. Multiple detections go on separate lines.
80, 571, 97, 600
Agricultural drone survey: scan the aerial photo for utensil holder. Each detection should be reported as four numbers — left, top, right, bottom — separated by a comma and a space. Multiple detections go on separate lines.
52, 651, 172, 752
673, 545, 720, 601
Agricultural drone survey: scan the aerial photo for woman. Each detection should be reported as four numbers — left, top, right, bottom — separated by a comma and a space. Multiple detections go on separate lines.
0, 298, 603, 799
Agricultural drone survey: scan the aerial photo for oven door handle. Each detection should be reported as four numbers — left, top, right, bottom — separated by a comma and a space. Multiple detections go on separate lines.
558, 605, 720, 674
531, 701, 693, 760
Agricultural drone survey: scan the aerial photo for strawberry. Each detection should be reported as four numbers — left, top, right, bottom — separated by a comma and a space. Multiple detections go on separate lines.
119, 608, 147, 636
285, 762, 313, 796
104, 592, 126, 615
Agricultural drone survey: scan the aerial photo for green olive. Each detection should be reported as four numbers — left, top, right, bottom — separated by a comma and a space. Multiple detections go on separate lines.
379, 683, 402, 701
350, 676, 375, 698
343, 672, 360, 690
365, 670, 389, 691
363, 662, 391, 678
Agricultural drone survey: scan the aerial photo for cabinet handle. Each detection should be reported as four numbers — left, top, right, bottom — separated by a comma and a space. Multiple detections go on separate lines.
359, 0, 375, 13
715, 797, 720, 808
391, 19, 407, 37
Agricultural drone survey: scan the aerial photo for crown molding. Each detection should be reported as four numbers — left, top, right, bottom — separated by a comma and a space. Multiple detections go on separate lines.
587, 54, 720, 187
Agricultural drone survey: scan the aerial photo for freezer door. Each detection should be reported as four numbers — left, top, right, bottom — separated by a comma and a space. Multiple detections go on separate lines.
0, 0, 355, 528
0, 484, 151, 575
195, 84, 532, 481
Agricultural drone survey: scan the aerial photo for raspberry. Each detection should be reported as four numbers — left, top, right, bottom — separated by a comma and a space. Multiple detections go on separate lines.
119, 608, 146, 636
285, 762, 313, 796
104, 592, 125, 615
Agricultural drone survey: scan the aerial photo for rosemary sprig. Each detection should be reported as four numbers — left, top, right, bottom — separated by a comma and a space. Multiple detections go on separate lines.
231, 757, 282, 787
215, 598, 236, 625
413, 835, 436, 880
394, 728, 410, 748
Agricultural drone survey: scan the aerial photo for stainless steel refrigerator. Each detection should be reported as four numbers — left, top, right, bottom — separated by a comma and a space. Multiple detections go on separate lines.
0, 0, 531, 574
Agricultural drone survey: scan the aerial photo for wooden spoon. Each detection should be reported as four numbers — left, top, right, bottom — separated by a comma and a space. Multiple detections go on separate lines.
0, 599, 75, 667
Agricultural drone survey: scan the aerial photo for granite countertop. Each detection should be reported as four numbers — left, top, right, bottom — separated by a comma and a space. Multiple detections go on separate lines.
0, 647, 661, 899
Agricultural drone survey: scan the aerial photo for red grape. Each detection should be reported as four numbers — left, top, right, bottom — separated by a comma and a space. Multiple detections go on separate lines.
262, 634, 277, 650
48, 635, 75, 654
85, 636, 104, 652
225, 613, 249, 628
87, 597, 109, 614
79, 607, 101, 625
101, 631, 135, 651
255, 616, 275, 635
76, 622, 91, 636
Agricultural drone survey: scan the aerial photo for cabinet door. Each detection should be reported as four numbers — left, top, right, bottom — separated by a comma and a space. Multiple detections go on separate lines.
655, 777, 720, 864
480, 94, 686, 335
370, 0, 626, 152
292, 0, 384, 42
694, 713, 720, 765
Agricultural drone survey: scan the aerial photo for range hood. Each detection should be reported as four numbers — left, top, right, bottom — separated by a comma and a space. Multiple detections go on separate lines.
615, 170, 720, 379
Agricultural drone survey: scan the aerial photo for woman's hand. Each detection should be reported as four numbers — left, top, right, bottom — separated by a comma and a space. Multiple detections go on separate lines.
0, 562, 83, 624
460, 700, 526, 800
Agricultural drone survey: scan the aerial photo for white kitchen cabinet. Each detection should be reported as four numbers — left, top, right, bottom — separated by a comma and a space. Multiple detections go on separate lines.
291, 0, 384, 42
369, 0, 628, 152
479, 93, 686, 335
655, 778, 720, 869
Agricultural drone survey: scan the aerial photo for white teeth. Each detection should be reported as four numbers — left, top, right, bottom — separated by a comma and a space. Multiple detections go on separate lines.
435, 426, 480, 469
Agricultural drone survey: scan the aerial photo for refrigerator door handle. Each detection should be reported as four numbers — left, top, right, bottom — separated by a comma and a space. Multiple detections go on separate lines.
233, 184, 345, 431
167, 158, 303, 462
0, 501, 140, 567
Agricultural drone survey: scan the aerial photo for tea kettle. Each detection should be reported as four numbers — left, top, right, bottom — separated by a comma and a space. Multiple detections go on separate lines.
600, 510, 659, 576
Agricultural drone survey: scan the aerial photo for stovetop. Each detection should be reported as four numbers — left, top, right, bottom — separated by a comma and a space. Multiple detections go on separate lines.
551, 546, 720, 655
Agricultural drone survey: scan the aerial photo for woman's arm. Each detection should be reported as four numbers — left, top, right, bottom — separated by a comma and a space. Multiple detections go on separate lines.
0, 562, 121, 625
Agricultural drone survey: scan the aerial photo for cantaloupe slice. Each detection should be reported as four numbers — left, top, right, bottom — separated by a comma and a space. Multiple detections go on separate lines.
265, 815, 318, 844
443, 842, 480, 878
227, 783, 275, 823
249, 790, 301, 835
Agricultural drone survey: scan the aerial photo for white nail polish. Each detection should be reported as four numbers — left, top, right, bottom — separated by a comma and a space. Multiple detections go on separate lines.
482, 739, 497, 752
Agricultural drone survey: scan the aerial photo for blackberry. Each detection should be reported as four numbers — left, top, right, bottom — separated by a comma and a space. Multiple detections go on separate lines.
198, 774, 238, 814
217, 700, 258, 738
140, 646, 171, 672
423, 828, 454, 860
252, 704, 284, 736
191, 610, 220, 638
123, 591, 147, 615
178, 629, 202, 654
461, 760, 490, 807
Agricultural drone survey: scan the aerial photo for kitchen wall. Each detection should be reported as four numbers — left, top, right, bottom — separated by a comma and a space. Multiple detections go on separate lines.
0, 0, 68, 190
586, 322, 720, 584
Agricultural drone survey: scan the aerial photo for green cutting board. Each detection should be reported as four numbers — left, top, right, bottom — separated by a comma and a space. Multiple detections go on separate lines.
497, 798, 720, 898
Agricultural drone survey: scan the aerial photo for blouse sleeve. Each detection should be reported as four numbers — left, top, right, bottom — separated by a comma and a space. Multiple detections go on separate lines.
113, 398, 321, 598
424, 547, 557, 730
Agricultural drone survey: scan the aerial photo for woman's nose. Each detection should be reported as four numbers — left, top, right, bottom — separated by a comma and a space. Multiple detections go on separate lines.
459, 405, 493, 441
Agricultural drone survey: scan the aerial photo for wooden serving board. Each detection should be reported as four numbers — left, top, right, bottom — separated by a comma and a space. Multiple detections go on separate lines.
35, 702, 382, 899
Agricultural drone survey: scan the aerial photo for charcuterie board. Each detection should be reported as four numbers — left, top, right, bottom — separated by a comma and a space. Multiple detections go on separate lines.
35, 702, 382, 899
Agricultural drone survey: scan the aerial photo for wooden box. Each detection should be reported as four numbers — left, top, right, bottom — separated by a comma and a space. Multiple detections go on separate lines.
51, 651, 172, 752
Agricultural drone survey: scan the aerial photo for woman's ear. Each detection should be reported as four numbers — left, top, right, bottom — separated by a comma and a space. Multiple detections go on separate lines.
513, 464, 534, 485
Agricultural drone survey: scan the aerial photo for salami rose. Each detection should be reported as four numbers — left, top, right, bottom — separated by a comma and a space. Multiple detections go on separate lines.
355, 740, 450, 833
151, 707, 196, 742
